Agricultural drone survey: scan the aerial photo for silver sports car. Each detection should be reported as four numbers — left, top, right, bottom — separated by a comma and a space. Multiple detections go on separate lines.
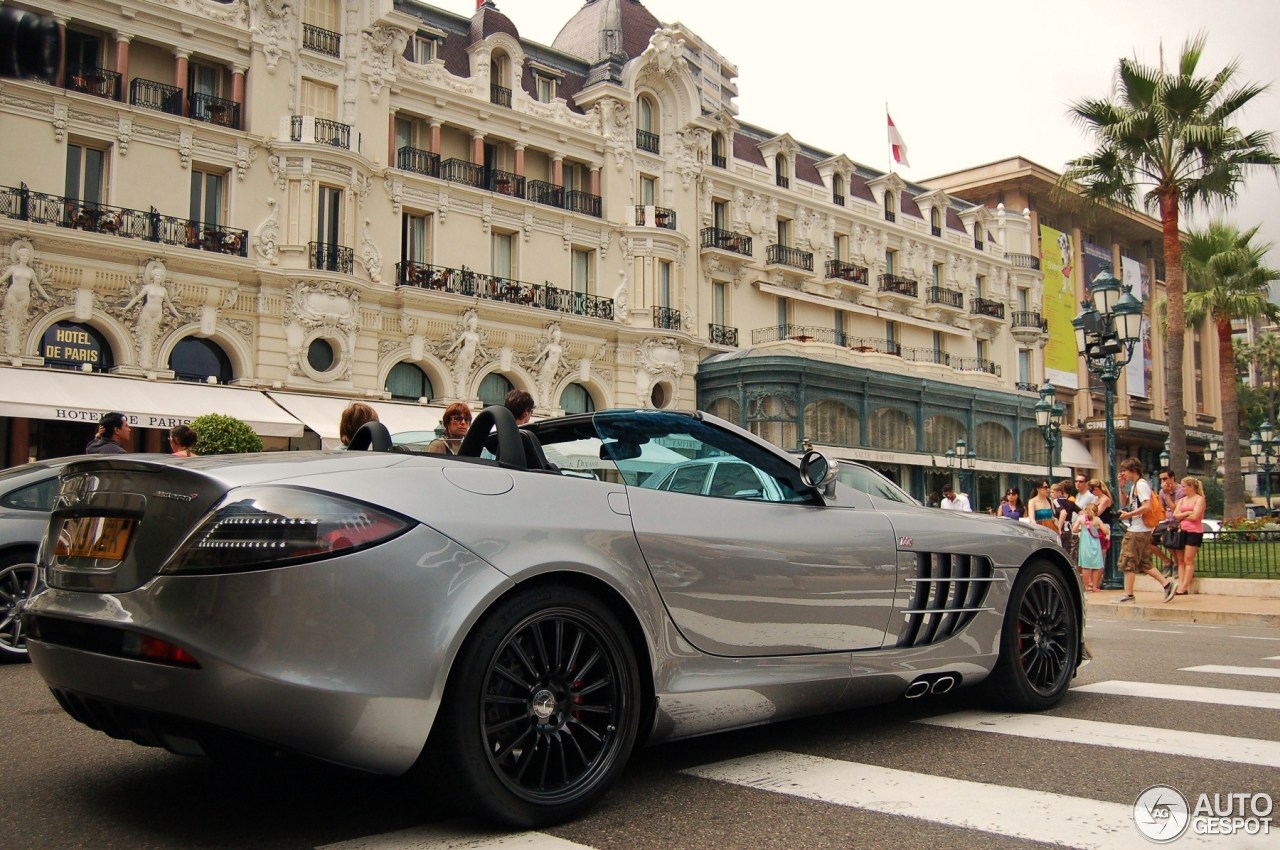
25, 408, 1083, 826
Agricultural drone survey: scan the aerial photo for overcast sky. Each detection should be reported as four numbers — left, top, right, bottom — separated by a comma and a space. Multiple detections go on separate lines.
435, 0, 1280, 298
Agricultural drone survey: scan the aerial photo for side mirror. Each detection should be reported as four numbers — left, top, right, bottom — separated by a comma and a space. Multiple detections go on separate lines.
800, 449, 838, 493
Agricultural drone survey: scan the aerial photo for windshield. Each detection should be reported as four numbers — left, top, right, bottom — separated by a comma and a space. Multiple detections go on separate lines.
836, 463, 919, 505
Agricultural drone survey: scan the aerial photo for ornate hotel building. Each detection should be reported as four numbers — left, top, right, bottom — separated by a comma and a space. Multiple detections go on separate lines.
0, 0, 1075, 506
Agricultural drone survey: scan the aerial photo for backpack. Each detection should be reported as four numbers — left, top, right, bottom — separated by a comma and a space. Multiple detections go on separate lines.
1141, 482, 1166, 528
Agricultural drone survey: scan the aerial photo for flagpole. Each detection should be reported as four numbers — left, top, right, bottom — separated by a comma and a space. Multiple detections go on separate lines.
886, 102, 891, 174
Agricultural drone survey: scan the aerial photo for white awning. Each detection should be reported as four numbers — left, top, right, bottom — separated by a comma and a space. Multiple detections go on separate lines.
0, 367, 304, 437
266, 392, 446, 449
1060, 436, 1096, 470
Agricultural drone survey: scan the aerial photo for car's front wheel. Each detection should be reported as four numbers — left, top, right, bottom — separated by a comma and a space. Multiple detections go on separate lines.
984, 560, 1079, 710
0, 553, 39, 660
435, 585, 641, 827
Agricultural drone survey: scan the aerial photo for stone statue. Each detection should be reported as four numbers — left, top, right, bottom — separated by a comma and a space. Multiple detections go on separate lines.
529, 323, 565, 405
124, 260, 183, 369
443, 310, 486, 395
1, 239, 51, 357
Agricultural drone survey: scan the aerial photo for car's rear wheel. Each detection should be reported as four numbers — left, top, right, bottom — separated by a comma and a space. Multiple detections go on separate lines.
0, 553, 39, 660
435, 585, 640, 827
984, 560, 1078, 710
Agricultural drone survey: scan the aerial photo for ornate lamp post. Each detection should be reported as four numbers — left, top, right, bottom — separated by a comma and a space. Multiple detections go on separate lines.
947, 437, 977, 507
1073, 263, 1143, 588
1204, 437, 1223, 488
1159, 439, 1171, 471
1251, 421, 1276, 510
1035, 380, 1066, 484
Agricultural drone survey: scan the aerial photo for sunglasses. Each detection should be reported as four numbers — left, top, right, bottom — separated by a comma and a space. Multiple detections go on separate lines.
448, 414, 472, 423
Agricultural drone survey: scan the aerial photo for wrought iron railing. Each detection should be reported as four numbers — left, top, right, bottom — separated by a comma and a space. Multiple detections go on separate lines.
565, 190, 602, 217
1012, 311, 1046, 330
397, 146, 440, 177
752, 325, 843, 346
302, 23, 341, 57
527, 180, 563, 208
487, 168, 524, 198
700, 227, 752, 256
878, 273, 917, 297
0, 183, 247, 256
931, 225, 942, 237
972, 297, 1006, 319
926, 286, 964, 308
308, 241, 354, 274
775, 175, 790, 189
1016, 382, 1039, 392
832, 193, 845, 207
766, 244, 814, 271
653, 306, 682, 331
635, 205, 677, 230
711, 154, 727, 169
1196, 529, 1280, 578
953, 357, 1000, 376
129, 78, 182, 115
974, 238, 984, 251
396, 262, 614, 320
190, 92, 240, 129
290, 116, 351, 148
708, 323, 738, 346
636, 129, 659, 153
826, 259, 867, 284
1009, 253, 1041, 270
66, 63, 121, 100
490, 84, 512, 107
440, 158, 485, 188
884, 210, 896, 223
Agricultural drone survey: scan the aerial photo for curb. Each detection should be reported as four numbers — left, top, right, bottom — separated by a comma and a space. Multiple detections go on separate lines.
1086, 601, 1280, 629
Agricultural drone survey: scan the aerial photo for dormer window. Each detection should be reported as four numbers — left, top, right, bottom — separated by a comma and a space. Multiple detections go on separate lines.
490, 54, 511, 107
884, 191, 896, 223
711, 133, 726, 168
775, 155, 789, 189
636, 95, 659, 153
931, 208, 941, 237
535, 73, 558, 103
832, 174, 845, 206
406, 33, 440, 64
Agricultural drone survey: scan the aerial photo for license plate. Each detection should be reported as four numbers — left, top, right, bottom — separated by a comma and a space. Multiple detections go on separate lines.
55, 517, 135, 561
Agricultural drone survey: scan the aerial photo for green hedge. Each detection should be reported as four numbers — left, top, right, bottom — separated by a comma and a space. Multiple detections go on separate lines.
189, 413, 264, 455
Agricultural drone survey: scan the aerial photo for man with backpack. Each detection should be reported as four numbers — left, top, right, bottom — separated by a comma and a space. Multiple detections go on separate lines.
1116, 457, 1176, 604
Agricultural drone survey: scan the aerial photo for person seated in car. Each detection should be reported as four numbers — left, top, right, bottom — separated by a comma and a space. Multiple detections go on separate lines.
338, 402, 379, 448
503, 389, 535, 426
429, 403, 472, 455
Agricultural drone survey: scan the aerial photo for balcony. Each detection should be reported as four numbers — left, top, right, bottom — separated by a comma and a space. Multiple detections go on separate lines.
396, 262, 614, 319
700, 227, 752, 257
711, 154, 727, 169
974, 238, 984, 251
527, 180, 563, 208
190, 93, 240, 129
846, 336, 903, 356
653, 305, 682, 331
766, 244, 814, 271
877, 273, 917, 298
954, 357, 1001, 377
1009, 253, 1041, 270
490, 84, 512, 108
884, 210, 896, 223
636, 129, 660, 153
302, 23, 341, 57
66, 63, 121, 100
308, 241, 354, 273
931, 225, 942, 237
397, 146, 440, 178
129, 78, 181, 116
440, 158, 485, 188
775, 175, 790, 189
752, 325, 843, 346
565, 190, 602, 217
635, 205, 676, 230
926, 286, 964, 309
1012, 311, 1046, 330
971, 297, 1005, 319
708, 323, 739, 346
0, 183, 247, 257
289, 116, 351, 149
832, 193, 845, 206
487, 169, 525, 198
826, 259, 868, 285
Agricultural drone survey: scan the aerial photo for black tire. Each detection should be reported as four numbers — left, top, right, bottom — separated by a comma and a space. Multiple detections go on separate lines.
0, 552, 39, 660
434, 585, 641, 827
983, 560, 1079, 711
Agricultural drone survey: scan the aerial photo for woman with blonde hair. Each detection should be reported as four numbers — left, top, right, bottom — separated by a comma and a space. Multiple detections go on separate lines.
1088, 479, 1114, 527
1074, 502, 1108, 592
1171, 476, 1206, 595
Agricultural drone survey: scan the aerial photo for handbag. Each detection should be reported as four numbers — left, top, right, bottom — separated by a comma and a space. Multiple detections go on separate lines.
1163, 526, 1187, 549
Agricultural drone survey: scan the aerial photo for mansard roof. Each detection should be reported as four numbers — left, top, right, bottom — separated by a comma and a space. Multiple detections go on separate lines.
552, 0, 662, 65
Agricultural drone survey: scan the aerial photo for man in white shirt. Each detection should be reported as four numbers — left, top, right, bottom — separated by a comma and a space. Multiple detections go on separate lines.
940, 485, 972, 512
1116, 457, 1176, 603
1074, 471, 1097, 510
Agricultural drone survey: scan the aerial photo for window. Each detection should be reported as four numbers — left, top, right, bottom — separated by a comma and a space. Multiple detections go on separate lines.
658, 260, 671, 309
301, 79, 337, 119
884, 248, 895, 275
188, 62, 221, 98
637, 96, 655, 133
933, 331, 945, 362
710, 133, 725, 166
832, 174, 845, 204
776, 296, 788, 333
169, 337, 232, 383
317, 186, 342, 245
572, 248, 593, 294
977, 339, 988, 363
777, 218, 790, 247
713, 282, 727, 327
65, 142, 106, 205
407, 34, 439, 64
932, 262, 942, 287
64, 30, 102, 67
640, 175, 656, 206
535, 74, 558, 103
303, 0, 339, 31
774, 155, 789, 188
479, 372, 513, 407
713, 200, 728, 231
884, 191, 896, 221
308, 338, 335, 372
190, 169, 225, 226
886, 320, 897, 349
834, 309, 845, 345
1018, 349, 1031, 384
975, 274, 986, 298
492, 231, 514, 279
560, 383, 596, 415
402, 212, 429, 264
386, 362, 433, 401
833, 233, 847, 261
489, 53, 507, 88
1018, 288, 1029, 312
394, 117, 416, 152
931, 208, 941, 236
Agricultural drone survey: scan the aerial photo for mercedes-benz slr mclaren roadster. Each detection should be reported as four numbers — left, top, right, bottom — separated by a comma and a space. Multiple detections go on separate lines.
26, 407, 1084, 826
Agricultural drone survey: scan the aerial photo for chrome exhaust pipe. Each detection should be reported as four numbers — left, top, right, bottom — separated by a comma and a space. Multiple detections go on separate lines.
930, 675, 957, 695
904, 679, 930, 699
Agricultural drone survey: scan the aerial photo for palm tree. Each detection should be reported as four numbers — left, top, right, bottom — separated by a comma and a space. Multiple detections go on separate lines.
1062, 33, 1279, 475
1183, 222, 1280, 518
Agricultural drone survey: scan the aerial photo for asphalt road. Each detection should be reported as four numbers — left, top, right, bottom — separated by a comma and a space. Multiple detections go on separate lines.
2, 615, 1278, 850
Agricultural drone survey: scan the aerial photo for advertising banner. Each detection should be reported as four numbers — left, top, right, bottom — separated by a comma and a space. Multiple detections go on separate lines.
1041, 225, 1079, 388
1121, 256, 1151, 397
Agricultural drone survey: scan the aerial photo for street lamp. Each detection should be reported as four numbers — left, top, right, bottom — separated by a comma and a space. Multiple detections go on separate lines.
1159, 439, 1171, 471
1035, 380, 1066, 483
1205, 437, 1223, 488
947, 436, 977, 506
1251, 421, 1276, 510
1073, 263, 1143, 588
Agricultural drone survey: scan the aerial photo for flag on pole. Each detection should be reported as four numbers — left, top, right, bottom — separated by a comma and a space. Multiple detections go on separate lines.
887, 113, 910, 168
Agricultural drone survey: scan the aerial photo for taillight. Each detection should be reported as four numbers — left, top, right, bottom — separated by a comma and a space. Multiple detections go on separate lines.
163, 486, 413, 574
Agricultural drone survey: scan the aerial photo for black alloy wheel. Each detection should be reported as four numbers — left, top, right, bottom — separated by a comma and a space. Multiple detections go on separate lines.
984, 560, 1079, 710
0, 559, 38, 659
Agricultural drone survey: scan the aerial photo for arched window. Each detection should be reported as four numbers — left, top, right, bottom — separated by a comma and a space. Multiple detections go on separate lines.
975, 422, 1013, 460
705, 396, 740, 425
1020, 427, 1048, 466
559, 383, 596, 415
168, 336, 232, 383
832, 174, 845, 205
775, 155, 789, 188
930, 207, 941, 236
710, 133, 726, 168
385, 362, 433, 401
41, 321, 114, 373
804, 400, 859, 447
747, 394, 796, 449
868, 407, 915, 451
923, 414, 966, 454
884, 191, 896, 222
478, 372, 513, 407
637, 95, 655, 133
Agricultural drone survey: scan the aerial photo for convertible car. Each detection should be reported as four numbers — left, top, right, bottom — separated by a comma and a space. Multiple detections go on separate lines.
25, 408, 1083, 826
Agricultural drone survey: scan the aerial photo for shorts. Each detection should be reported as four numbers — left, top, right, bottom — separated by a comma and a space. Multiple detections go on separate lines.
1118, 530, 1152, 573
1182, 531, 1204, 548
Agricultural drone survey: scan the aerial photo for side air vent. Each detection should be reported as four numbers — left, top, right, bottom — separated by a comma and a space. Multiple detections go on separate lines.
897, 552, 996, 648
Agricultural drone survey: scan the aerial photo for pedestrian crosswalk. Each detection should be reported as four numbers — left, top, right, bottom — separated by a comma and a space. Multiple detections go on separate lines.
320, 648, 1280, 850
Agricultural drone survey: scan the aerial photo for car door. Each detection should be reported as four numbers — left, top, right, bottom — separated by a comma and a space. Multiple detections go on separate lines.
599, 411, 899, 656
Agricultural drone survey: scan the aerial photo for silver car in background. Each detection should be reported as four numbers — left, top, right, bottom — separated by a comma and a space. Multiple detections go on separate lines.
25, 408, 1083, 826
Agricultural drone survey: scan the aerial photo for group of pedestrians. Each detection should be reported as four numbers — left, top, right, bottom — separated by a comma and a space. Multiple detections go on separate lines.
84, 411, 197, 457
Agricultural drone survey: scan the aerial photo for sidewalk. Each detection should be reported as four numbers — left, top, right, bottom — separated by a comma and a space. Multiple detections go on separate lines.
1086, 577, 1280, 628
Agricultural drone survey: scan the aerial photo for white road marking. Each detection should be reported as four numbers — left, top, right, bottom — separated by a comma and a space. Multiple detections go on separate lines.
317, 823, 596, 850
917, 710, 1280, 767
1075, 680, 1280, 710
1181, 664, 1280, 679
1266, 656, 1280, 661
683, 751, 1224, 849
1229, 634, 1280, 641
1130, 628, 1182, 633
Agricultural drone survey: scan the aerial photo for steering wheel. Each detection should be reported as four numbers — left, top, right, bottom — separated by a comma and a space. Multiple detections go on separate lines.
347, 421, 392, 452
457, 405, 526, 469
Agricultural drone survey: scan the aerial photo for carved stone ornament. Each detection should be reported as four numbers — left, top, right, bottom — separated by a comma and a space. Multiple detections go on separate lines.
52, 103, 67, 143
178, 129, 193, 169
601, 99, 633, 170
675, 127, 709, 189
361, 25, 409, 99
439, 309, 490, 395
114, 259, 190, 370
638, 28, 686, 80
283, 280, 361, 380
1, 238, 54, 357
633, 336, 684, 408
360, 219, 382, 283
253, 198, 281, 265
520, 323, 570, 407
236, 141, 258, 181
